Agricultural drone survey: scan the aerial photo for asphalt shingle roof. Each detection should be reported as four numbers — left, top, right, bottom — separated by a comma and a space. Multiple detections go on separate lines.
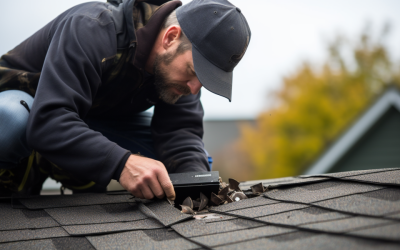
1, 168, 400, 249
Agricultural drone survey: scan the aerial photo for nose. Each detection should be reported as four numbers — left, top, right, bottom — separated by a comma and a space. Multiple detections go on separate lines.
187, 79, 202, 95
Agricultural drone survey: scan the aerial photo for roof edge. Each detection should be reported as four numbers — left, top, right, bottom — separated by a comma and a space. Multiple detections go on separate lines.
304, 87, 400, 175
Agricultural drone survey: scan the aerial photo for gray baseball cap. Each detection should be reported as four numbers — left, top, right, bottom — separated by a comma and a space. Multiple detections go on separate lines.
176, 0, 251, 101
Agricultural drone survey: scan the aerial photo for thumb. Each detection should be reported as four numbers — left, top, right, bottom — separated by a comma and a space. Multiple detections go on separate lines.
158, 171, 176, 201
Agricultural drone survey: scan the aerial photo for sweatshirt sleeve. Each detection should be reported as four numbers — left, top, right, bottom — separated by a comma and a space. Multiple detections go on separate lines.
26, 14, 131, 186
151, 92, 209, 173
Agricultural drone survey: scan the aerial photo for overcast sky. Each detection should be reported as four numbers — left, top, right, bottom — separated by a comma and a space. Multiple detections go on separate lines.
1, 0, 399, 120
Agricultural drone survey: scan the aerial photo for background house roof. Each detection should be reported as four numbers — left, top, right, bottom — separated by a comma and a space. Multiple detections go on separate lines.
1, 168, 400, 249
305, 87, 400, 175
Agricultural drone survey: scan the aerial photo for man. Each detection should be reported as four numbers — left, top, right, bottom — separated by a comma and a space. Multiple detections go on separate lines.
0, 0, 251, 199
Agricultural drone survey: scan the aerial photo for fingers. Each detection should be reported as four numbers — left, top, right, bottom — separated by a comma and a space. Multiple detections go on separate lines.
157, 169, 175, 201
147, 177, 165, 199
119, 155, 175, 200
140, 185, 155, 200
131, 188, 144, 200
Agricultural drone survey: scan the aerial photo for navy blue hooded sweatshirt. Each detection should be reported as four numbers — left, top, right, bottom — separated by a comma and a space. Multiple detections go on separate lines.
0, 0, 209, 187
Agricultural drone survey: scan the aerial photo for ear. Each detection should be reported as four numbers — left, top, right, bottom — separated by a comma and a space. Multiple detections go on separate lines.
161, 26, 182, 50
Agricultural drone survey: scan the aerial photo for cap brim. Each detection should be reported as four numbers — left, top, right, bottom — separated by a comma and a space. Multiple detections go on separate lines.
192, 45, 233, 101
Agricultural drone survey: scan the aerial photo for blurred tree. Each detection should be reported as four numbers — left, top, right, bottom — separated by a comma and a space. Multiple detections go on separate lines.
239, 25, 400, 179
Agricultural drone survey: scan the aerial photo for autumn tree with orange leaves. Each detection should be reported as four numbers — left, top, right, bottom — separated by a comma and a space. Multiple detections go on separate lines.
238, 26, 400, 179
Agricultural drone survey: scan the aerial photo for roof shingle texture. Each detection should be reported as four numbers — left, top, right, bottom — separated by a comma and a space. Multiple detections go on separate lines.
0, 168, 399, 249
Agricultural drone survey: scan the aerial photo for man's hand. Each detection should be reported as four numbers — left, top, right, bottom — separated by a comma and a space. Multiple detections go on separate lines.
119, 155, 175, 200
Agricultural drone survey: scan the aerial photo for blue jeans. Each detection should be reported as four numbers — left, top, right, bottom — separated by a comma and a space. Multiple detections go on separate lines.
0, 90, 34, 168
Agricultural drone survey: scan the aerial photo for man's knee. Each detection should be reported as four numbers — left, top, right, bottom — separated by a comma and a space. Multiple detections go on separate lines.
0, 90, 33, 166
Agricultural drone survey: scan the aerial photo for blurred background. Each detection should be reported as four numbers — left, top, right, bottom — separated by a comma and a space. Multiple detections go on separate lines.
1, 0, 399, 190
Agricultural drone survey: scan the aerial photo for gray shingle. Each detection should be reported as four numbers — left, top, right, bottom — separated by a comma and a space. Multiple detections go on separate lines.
138, 201, 192, 226
51, 237, 96, 250
214, 232, 400, 250
265, 180, 384, 203
0, 204, 58, 230
241, 177, 329, 190
301, 216, 394, 233
314, 189, 400, 216
386, 211, 400, 219
63, 218, 164, 236
303, 168, 397, 178
257, 207, 350, 226
191, 225, 293, 247
267, 177, 329, 189
18, 193, 131, 209
342, 170, 400, 186
45, 203, 146, 225
171, 218, 265, 238
87, 229, 198, 250
240, 177, 297, 190
210, 196, 278, 213
0, 227, 68, 243
223, 202, 308, 219
0, 239, 57, 250
349, 222, 400, 241
202, 213, 237, 223
0, 237, 95, 250
2, 170, 400, 250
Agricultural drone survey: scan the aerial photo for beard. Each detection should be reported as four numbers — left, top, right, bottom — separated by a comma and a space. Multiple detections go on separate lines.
153, 53, 191, 104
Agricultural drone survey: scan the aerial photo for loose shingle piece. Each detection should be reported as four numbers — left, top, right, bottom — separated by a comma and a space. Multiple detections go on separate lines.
138, 200, 192, 226
18, 193, 132, 209
0, 204, 58, 230
265, 180, 384, 203
87, 229, 198, 250
45, 203, 146, 225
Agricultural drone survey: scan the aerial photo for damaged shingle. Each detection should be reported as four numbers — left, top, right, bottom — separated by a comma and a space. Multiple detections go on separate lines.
138, 200, 192, 226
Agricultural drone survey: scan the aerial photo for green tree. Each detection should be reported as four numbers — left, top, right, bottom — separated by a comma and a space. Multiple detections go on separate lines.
239, 26, 400, 179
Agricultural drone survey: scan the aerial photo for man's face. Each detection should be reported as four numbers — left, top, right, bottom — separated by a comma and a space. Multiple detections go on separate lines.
153, 47, 202, 104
